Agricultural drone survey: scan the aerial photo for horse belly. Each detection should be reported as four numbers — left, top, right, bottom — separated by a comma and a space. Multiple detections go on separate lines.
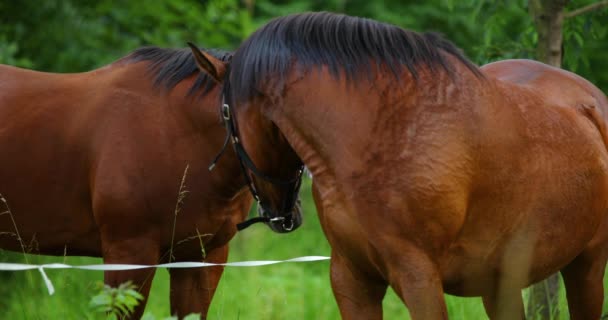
0, 192, 100, 256
441, 151, 608, 296
0, 116, 98, 255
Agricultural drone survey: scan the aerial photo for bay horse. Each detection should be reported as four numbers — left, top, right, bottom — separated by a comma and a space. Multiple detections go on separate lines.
190, 12, 608, 320
0, 46, 302, 319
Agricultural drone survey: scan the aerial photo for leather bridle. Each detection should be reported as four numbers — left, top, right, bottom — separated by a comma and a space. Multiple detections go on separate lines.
208, 93, 304, 231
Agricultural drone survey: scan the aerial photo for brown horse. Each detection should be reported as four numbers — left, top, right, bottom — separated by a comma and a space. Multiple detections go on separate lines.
0, 46, 303, 319
191, 12, 608, 320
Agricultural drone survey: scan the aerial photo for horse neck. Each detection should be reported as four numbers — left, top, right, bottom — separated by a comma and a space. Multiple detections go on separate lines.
123, 63, 247, 196
167, 80, 248, 194
270, 65, 483, 197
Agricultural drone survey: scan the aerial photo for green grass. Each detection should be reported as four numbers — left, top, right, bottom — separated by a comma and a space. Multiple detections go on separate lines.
0, 178, 607, 319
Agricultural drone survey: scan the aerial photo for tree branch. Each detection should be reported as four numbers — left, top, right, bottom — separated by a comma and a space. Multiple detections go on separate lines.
565, 0, 608, 18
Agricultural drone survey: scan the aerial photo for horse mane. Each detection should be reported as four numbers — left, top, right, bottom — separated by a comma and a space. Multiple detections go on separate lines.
124, 46, 232, 97
230, 12, 482, 103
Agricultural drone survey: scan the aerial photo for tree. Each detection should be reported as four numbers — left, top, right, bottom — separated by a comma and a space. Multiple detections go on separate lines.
529, 0, 569, 67
529, 0, 608, 68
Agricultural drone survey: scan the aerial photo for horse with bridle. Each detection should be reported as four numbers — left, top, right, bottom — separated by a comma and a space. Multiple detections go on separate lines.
190, 12, 608, 319
0, 46, 303, 318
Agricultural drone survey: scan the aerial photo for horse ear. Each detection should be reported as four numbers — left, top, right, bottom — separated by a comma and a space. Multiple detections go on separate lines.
187, 42, 226, 83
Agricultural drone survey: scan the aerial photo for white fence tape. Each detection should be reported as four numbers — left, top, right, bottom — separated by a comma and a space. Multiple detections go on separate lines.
0, 256, 330, 295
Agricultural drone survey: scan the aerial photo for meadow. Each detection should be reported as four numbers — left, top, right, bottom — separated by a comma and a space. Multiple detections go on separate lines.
0, 177, 607, 319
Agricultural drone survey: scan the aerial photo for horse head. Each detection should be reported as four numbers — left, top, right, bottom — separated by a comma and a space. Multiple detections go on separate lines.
188, 43, 304, 234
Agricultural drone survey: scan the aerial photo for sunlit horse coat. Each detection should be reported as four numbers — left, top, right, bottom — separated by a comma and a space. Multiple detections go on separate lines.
191, 12, 608, 320
0, 47, 254, 319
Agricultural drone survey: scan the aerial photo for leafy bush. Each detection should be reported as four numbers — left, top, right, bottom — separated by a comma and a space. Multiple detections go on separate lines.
89, 281, 201, 320
90, 281, 144, 319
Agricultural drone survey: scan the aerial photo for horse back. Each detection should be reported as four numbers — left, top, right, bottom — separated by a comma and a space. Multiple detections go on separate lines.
481, 59, 608, 117
481, 59, 608, 161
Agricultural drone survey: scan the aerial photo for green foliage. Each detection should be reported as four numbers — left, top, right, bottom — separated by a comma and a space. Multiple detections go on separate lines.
250, 0, 606, 92
0, 36, 32, 68
90, 281, 144, 319
563, 0, 608, 91
141, 313, 200, 320
0, 0, 252, 72
1, 0, 605, 92
88, 280, 200, 319
1, 1, 115, 71
462, 1, 537, 63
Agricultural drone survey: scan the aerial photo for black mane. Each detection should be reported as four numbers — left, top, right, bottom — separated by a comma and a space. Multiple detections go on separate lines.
124, 46, 232, 96
230, 12, 481, 103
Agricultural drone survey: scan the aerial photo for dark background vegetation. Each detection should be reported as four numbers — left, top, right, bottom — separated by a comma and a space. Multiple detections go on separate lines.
1, 0, 606, 92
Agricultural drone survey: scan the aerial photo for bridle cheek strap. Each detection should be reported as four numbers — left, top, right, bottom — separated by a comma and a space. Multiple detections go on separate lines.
208, 102, 304, 231
207, 103, 234, 172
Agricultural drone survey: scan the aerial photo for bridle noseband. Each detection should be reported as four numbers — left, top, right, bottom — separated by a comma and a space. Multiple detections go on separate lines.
209, 95, 304, 231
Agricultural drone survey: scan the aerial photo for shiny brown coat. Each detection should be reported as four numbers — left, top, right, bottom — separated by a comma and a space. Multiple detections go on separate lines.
191, 12, 608, 319
193, 51, 608, 319
0, 52, 252, 319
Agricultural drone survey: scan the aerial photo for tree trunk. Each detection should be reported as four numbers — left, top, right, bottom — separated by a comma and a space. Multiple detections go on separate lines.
529, 0, 569, 67
526, 1, 569, 318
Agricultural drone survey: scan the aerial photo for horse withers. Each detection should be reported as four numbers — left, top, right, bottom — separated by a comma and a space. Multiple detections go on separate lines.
0, 46, 301, 319
191, 12, 608, 320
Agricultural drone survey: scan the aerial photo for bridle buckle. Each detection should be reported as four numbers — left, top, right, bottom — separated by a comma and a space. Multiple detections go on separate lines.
222, 103, 231, 121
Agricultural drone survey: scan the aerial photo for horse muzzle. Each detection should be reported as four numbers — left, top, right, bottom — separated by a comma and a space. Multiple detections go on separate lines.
258, 201, 303, 233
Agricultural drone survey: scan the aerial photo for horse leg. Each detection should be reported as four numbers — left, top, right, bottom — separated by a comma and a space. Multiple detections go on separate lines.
101, 233, 160, 319
561, 258, 604, 320
560, 212, 608, 320
383, 244, 448, 320
330, 251, 387, 320
560, 242, 608, 319
169, 244, 229, 319
481, 284, 525, 320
